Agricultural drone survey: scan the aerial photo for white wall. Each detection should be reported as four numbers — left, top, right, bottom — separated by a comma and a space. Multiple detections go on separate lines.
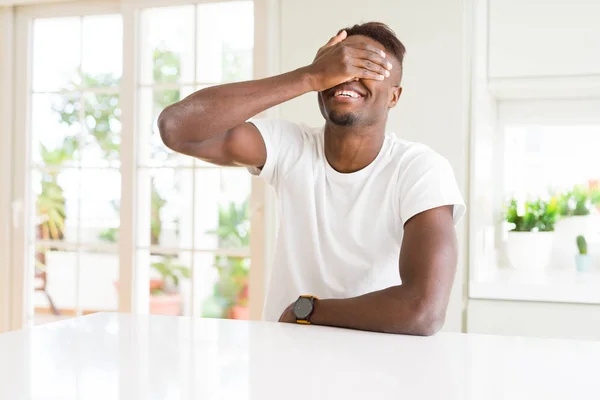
276, 0, 469, 331
489, 0, 600, 78
468, 300, 600, 341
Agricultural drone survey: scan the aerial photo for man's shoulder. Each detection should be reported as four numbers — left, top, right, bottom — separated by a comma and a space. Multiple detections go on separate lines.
386, 134, 451, 170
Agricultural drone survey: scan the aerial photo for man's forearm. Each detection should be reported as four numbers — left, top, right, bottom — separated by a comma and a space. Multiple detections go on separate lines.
309, 286, 445, 336
158, 67, 313, 146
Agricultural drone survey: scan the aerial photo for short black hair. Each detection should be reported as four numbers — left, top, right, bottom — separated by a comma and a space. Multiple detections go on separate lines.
338, 22, 406, 66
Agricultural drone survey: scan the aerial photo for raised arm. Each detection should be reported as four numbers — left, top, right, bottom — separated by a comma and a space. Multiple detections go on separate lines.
157, 30, 393, 167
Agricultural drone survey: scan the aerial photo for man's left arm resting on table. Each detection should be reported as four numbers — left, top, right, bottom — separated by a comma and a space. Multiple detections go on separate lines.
279, 205, 458, 336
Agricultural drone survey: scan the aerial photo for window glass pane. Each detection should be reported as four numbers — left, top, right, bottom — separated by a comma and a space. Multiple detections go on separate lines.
193, 168, 221, 249
197, 253, 250, 320
135, 250, 192, 317
502, 123, 600, 272
83, 92, 121, 167
32, 93, 81, 167
32, 169, 80, 245
82, 15, 123, 87
31, 244, 77, 321
137, 168, 196, 249
140, 5, 195, 84
197, 1, 254, 83
80, 252, 119, 311
197, 168, 251, 248
32, 17, 81, 92
80, 170, 121, 245
504, 125, 600, 198
137, 87, 195, 167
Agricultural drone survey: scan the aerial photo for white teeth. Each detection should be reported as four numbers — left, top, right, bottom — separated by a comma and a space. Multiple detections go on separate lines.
334, 90, 360, 98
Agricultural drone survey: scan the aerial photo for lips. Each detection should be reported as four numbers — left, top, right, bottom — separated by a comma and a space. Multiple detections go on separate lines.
334, 89, 361, 98
327, 83, 367, 100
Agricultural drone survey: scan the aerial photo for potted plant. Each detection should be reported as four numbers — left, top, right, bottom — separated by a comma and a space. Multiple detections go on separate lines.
556, 185, 592, 218
505, 197, 557, 270
552, 184, 599, 269
575, 235, 592, 272
148, 256, 190, 315
204, 200, 250, 319
590, 180, 600, 212
112, 255, 189, 316
231, 282, 249, 320
34, 141, 75, 316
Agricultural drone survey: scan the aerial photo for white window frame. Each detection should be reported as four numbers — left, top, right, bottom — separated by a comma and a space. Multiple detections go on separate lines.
0, 6, 16, 334
6, 0, 276, 331
467, 0, 600, 303
12, 1, 124, 330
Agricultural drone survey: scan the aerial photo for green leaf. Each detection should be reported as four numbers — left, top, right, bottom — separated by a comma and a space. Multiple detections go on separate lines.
504, 196, 557, 232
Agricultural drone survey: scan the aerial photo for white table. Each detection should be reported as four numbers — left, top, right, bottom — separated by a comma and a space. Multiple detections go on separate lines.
1, 313, 599, 399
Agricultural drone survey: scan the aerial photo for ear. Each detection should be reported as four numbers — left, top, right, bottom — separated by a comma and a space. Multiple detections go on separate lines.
388, 86, 403, 109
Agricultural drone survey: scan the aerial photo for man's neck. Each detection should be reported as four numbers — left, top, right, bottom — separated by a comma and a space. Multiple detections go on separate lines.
324, 122, 386, 174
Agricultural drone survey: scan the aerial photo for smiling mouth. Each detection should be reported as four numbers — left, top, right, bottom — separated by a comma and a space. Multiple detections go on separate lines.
335, 89, 361, 98
333, 89, 363, 99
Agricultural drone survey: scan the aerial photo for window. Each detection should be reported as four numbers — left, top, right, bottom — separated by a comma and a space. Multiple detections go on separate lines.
501, 115, 600, 200
469, 98, 600, 303
15, 1, 257, 327
29, 14, 123, 324
497, 100, 600, 272
136, 2, 254, 318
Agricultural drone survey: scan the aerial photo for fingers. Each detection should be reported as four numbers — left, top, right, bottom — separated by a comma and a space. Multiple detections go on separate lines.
347, 46, 393, 71
315, 30, 347, 60
350, 66, 386, 81
325, 30, 347, 48
347, 41, 387, 58
353, 58, 390, 80
345, 47, 393, 80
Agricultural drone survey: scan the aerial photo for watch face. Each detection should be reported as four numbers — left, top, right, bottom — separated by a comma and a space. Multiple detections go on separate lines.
293, 297, 313, 319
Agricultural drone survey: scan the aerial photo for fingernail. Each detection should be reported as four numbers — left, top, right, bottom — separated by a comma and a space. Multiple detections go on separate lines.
378, 75, 385, 80
385, 70, 390, 77
387, 62, 393, 70
381, 51, 386, 58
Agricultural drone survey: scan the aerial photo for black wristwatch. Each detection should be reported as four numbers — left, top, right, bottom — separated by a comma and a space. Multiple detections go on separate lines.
293, 295, 318, 324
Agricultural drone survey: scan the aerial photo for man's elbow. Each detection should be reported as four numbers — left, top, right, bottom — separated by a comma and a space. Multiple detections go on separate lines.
411, 308, 445, 336
388, 301, 446, 336
157, 106, 180, 151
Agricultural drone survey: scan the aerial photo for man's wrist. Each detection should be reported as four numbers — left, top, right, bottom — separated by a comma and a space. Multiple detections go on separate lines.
303, 297, 328, 325
293, 66, 317, 93
293, 295, 319, 323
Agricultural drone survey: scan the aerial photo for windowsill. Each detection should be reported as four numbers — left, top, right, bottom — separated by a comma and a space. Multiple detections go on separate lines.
469, 267, 600, 305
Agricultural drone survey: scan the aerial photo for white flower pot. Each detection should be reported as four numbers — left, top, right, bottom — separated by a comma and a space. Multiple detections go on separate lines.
507, 231, 554, 270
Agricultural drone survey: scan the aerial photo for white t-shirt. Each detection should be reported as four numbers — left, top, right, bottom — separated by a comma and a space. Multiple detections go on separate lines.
248, 119, 466, 322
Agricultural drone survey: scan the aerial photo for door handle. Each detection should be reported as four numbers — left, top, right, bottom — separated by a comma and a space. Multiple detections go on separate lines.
11, 200, 22, 229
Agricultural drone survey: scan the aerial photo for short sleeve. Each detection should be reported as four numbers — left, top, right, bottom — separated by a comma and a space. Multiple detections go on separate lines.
246, 118, 308, 189
398, 149, 466, 226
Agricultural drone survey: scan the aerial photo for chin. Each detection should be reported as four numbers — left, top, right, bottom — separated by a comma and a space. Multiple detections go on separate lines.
328, 111, 358, 126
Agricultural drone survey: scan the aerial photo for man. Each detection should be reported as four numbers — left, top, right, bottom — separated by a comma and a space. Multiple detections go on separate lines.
158, 22, 465, 336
